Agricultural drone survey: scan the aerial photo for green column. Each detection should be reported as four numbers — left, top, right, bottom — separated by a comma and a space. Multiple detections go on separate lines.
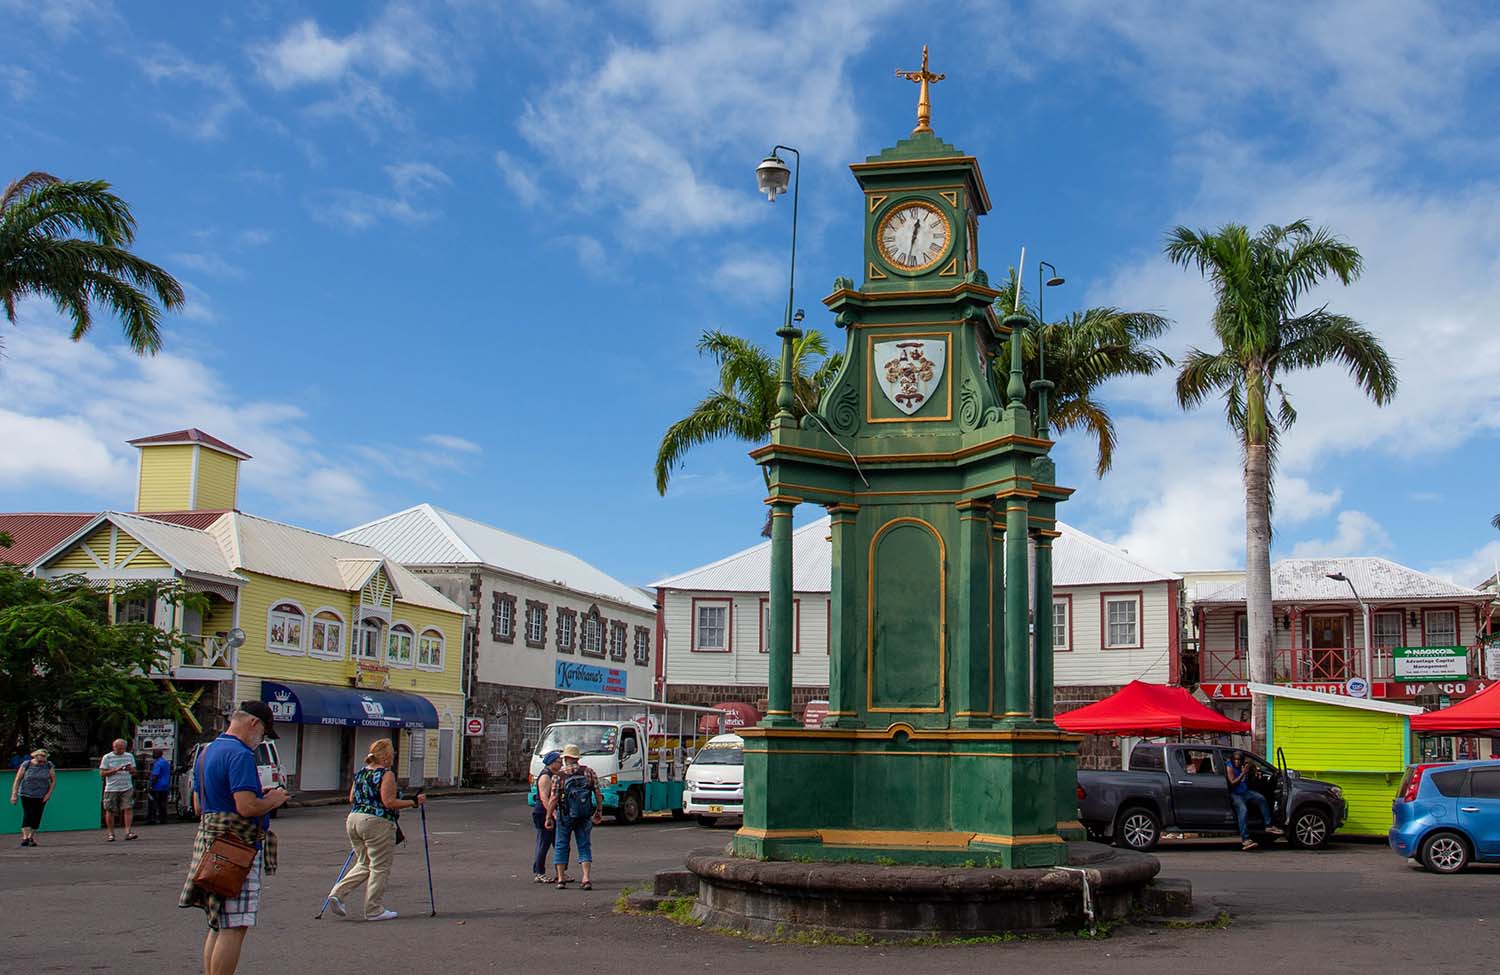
824, 504, 863, 728
954, 499, 991, 727
1003, 498, 1030, 719
1033, 533, 1055, 722
764, 499, 799, 727
990, 518, 1006, 717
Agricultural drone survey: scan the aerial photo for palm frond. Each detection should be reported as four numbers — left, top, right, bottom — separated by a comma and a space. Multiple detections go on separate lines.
654, 392, 763, 495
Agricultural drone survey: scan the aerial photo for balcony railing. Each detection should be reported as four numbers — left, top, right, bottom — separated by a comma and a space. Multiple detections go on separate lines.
180, 635, 237, 672
1202, 645, 1489, 683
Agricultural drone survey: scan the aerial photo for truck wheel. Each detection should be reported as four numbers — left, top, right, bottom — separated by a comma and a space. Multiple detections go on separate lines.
670, 807, 688, 821
1114, 807, 1161, 851
696, 815, 717, 827
614, 788, 643, 825
1288, 808, 1331, 849
1419, 831, 1470, 874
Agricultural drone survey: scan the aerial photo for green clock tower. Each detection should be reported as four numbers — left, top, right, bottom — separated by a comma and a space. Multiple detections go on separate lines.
734, 48, 1083, 868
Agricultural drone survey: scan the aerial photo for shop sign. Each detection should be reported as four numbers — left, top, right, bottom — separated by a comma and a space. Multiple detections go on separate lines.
1393, 646, 1468, 682
554, 660, 627, 696
464, 716, 485, 737
1203, 681, 1397, 700
803, 700, 830, 728
267, 687, 299, 722
1345, 676, 1370, 699
134, 718, 176, 756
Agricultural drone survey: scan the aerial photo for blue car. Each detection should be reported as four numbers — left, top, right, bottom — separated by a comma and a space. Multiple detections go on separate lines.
1389, 759, 1500, 873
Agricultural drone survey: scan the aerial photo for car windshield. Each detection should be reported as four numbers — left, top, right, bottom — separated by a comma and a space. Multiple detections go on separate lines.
537, 723, 617, 757
694, 743, 743, 766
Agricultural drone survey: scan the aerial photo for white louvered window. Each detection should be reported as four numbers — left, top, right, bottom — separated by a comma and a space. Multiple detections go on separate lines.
1104, 595, 1141, 649
1424, 609, 1458, 647
695, 604, 728, 651
1052, 598, 1070, 651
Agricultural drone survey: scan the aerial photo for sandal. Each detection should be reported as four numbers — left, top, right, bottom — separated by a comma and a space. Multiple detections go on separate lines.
555, 880, 568, 889
581, 881, 593, 891
125, 833, 139, 841
107, 834, 116, 842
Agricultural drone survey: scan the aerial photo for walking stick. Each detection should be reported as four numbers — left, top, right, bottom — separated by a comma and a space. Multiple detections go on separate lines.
315, 849, 358, 919
419, 800, 436, 916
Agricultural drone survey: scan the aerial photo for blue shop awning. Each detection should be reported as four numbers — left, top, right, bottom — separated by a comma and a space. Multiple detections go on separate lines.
261, 681, 438, 730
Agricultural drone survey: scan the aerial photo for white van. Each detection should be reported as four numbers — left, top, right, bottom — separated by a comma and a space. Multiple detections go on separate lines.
683, 733, 744, 825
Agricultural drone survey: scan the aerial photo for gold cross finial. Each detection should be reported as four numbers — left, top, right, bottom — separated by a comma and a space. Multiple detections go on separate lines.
895, 45, 946, 136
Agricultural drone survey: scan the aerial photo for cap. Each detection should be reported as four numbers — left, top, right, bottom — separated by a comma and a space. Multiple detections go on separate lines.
239, 700, 280, 738
562, 744, 581, 759
541, 750, 562, 767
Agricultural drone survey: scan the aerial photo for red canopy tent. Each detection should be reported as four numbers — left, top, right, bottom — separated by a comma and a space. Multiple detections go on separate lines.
1055, 680, 1251, 737
1410, 681, 1500, 735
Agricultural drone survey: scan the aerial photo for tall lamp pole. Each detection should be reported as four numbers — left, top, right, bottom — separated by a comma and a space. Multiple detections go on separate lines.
1326, 571, 1371, 689
756, 147, 803, 420
1032, 261, 1065, 437
755, 146, 803, 727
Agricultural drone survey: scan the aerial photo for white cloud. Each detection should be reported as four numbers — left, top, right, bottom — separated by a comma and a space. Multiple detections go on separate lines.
252, 19, 359, 90
1, 64, 34, 101
1289, 511, 1394, 558
386, 162, 451, 194
422, 433, 481, 453
1427, 539, 1500, 588
515, 3, 892, 237
138, 50, 246, 140
494, 150, 541, 207
0, 304, 441, 522
713, 252, 785, 302
169, 252, 243, 280
237, 228, 273, 248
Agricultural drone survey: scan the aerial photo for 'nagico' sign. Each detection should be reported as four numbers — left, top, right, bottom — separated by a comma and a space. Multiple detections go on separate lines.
554, 660, 627, 696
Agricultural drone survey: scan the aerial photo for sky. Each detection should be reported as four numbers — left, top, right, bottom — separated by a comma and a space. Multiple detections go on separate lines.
3, 0, 1499, 591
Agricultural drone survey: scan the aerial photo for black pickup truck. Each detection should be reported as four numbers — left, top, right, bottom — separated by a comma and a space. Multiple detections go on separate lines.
1078, 742, 1347, 851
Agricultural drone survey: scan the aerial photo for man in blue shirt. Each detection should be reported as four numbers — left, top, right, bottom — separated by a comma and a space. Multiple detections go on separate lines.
181, 701, 289, 975
1226, 750, 1283, 851
147, 748, 173, 825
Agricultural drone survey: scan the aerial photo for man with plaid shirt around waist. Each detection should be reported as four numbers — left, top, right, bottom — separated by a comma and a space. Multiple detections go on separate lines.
546, 744, 604, 890
180, 703, 290, 975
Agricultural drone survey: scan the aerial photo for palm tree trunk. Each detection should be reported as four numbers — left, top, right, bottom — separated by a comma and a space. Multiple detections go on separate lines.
1244, 442, 1273, 754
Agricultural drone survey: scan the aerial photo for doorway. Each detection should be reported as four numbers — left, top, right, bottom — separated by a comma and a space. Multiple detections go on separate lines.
1307, 614, 1349, 680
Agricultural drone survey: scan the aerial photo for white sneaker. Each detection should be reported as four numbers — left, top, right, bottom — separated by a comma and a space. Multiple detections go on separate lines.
367, 909, 398, 922
328, 896, 347, 918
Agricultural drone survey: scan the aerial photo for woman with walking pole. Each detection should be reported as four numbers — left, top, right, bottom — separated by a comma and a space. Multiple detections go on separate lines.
325, 739, 424, 921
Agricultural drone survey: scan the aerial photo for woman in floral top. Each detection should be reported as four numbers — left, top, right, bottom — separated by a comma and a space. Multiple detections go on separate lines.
325, 739, 425, 921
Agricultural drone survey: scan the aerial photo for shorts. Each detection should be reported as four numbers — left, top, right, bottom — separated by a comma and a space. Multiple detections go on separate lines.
103, 789, 134, 813
212, 851, 264, 930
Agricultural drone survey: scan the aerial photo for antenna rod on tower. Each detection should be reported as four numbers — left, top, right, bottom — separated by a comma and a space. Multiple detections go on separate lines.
1015, 247, 1026, 313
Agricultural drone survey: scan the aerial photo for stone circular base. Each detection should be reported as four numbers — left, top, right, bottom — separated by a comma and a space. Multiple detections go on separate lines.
686, 842, 1167, 938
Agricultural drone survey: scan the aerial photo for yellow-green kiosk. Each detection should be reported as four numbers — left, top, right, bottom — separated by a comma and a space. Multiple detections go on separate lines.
1251, 683, 1423, 837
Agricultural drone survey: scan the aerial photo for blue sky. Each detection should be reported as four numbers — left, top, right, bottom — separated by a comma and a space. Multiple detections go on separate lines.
3, 1, 1499, 589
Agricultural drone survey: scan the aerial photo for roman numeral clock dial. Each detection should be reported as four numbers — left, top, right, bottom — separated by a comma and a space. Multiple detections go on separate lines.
876, 201, 951, 273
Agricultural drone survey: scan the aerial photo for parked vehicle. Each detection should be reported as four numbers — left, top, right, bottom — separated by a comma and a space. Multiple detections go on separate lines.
1389, 759, 1500, 874
684, 733, 744, 825
528, 696, 725, 824
177, 739, 286, 820
1078, 742, 1347, 851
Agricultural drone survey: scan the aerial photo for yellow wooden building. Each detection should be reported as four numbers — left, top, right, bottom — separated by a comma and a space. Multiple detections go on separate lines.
26, 429, 468, 791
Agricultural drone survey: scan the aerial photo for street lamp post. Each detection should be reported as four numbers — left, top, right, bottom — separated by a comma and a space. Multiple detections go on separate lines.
1326, 571, 1371, 687
1032, 262, 1065, 438
755, 146, 802, 727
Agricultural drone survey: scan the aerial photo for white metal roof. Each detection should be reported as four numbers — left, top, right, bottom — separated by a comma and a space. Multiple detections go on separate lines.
33, 510, 245, 583
1248, 682, 1425, 715
226, 512, 460, 614
650, 516, 1175, 593
1196, 557, 1488, 605
338, 504, 654, 612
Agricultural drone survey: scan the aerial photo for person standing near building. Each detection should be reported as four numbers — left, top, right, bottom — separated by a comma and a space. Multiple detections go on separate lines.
531, 750, 562, 883
99, 739, 138, 841
179, 703, 290, 975
546, 744, 603, 890
148, 748, 173, 825
325, 738, 425, 921
10, 749, 56, 847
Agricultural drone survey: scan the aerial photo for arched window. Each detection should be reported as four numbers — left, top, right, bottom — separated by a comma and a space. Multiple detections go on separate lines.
387, 622, 414, 666
267, 602, 306, 655
354, 616, 384, 662
417, 628, 445, 670
522, 703, 542, 749
310, 608, 345, 659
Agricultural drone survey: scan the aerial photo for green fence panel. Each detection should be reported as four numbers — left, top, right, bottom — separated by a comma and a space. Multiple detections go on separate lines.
2, 770, 108, 834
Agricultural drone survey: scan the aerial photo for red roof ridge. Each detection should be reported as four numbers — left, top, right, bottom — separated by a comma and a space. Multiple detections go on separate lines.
127, 429, 251, 460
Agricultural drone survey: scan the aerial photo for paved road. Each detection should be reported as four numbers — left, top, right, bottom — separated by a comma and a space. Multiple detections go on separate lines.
3, 794, 1496, 974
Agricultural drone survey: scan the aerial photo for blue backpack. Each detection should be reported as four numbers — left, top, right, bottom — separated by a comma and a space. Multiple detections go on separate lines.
561, 768, 595, 820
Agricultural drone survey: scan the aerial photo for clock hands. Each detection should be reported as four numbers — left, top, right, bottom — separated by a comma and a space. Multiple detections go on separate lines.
908, 214, 922, 265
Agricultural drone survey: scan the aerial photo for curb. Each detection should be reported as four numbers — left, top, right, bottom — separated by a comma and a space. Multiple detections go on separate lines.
287, 785, 528, 809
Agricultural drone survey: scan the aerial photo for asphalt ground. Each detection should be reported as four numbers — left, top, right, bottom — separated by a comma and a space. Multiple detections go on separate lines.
3, 794, 1497, 975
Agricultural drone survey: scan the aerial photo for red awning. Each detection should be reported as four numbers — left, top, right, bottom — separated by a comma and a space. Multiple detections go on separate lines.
1056, 680, 1251, 736
1411, 681, 1500, 734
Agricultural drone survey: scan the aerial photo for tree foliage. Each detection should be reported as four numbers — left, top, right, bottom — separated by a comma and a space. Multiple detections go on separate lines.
654, 328, 842, 496
0, 565, 194, 756
991, 271, 1174, 476
1, 171, 184, 354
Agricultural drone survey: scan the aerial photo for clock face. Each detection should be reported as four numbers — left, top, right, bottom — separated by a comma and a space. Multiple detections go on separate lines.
876, 201, 952, 272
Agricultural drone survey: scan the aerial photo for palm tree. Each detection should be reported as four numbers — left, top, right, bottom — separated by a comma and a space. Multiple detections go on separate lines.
1167, 220, 1396, 751
1, 172, 184, 354
654, 328, 842, 497
992, 274, 1174, 476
